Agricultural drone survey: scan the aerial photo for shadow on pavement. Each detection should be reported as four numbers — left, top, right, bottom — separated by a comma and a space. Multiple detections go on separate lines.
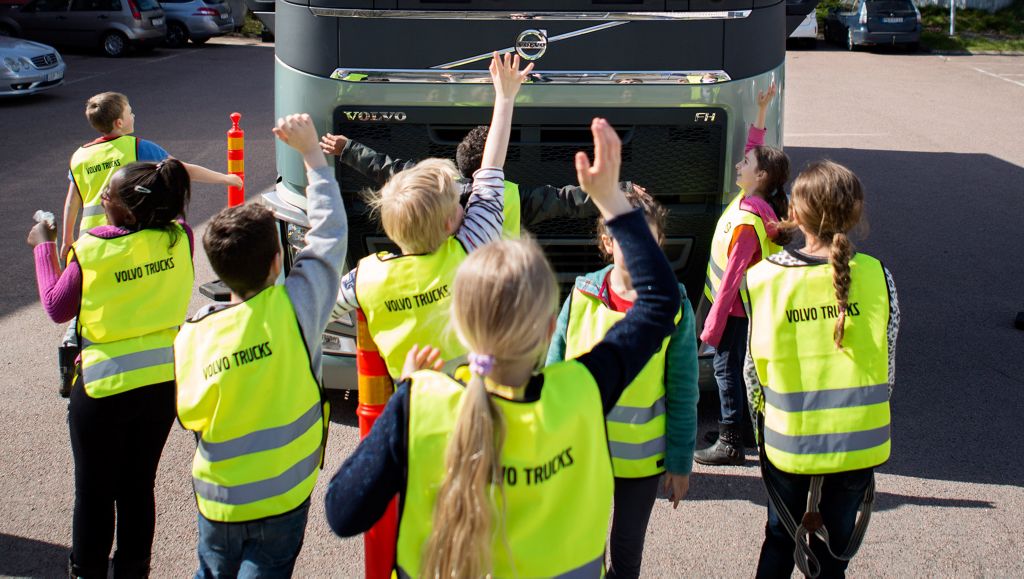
0, 533, 69, 577
681, 472, 996, 512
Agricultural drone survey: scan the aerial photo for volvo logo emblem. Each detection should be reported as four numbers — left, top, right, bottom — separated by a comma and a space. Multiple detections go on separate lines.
515, 29, 548, 61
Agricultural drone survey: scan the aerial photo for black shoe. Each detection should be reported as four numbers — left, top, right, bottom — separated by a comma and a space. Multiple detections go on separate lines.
694, 422, 745, 466
703, 426, 756, 448
58, 344, 79, 399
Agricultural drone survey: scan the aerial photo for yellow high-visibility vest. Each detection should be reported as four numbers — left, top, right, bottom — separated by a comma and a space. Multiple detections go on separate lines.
744, 253, 891, 475
502, 180, 521, 239
74, 224, 193, 398
69, 136, 138, 233
564, 284, 681, 478
354, 236, 467, 379
397, 362, 612, 578
175, 285, 329, 523
704, 192, 780, 303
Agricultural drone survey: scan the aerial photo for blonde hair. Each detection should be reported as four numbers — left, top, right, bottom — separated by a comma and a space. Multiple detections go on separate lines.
86, 92, 128, 134
782, 160, 864, 348
369, 158, 461, 254
421, 238, 559, 578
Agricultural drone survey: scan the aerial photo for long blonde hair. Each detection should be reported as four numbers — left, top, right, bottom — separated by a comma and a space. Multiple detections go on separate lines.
369, 158, 461, 254
783, 160, 865, 348
421, 238, 559, 578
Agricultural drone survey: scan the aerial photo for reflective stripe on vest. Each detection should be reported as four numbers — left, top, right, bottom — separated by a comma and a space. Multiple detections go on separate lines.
74, 225, 192, 398
69, 136, 138, 233
175, 285, 328, 523
397, 362, 612, 578
354, 236, 467, 379
704, 192, 779, 303
745, 253, 891, 475
502, 180, 521, 239
563, 281, 680, 478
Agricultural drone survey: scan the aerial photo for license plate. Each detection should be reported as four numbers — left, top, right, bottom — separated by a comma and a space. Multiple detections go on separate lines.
152, 17, 164, 25
46, 70, 62, 82
883, 17, 902, 23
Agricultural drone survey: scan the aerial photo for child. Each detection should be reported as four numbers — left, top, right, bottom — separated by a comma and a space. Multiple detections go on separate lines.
319, 123, 626, 237
545, 184, 698, 579
29, 159, 196, 578
695, 82, 790, 466
173, 113, 346, 577
330, 53, 532, 379
57, 92, 242, 396
743, 160, 899, 578
324, 118, 681, 578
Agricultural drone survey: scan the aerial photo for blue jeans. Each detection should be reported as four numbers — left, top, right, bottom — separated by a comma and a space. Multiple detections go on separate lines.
713, 315, 749, 426
756, 460, 874, 579
196, 500, 310, 579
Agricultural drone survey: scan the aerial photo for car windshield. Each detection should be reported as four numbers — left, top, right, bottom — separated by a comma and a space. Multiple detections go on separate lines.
136, 0, 158, 9
868, 0, 915, 12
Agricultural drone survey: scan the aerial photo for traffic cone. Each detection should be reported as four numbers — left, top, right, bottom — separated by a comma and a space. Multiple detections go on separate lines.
227, 112, 245, 207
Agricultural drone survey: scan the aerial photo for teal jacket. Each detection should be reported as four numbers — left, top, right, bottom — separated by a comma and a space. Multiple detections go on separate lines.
546, 264, 699, 475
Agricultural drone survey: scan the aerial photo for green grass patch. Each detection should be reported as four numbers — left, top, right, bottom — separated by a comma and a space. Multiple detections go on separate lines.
920, 0, 1024, 36
922, 29, 1024, 52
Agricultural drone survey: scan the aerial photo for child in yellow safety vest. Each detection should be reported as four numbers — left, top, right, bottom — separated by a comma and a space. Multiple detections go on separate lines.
57, 91, 242, 397
330, 53, 533, 379
174, 113, 347, 577
695, 82, 791, 466
546, 184, 698, 579
325, 119, 681, 578
742, 161, 900, 578
29, 159, 196, 578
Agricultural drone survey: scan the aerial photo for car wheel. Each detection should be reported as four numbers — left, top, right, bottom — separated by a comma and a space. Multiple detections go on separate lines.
101, 31, 127, 57
805, 37, 817, 50
847, 29, 858, 51
190, 36, 209, 45
905, 41, 919, 53
165, 21, 188, 48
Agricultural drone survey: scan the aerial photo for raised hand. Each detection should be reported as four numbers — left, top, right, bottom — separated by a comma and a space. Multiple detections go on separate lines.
575, 118, 631, 219
756, 81, 777, 109
320, 133, 348, 156
489, 52, 534, 101
27, 221, 57, 248
401, 344, 444, 381
273, 113, 326, 170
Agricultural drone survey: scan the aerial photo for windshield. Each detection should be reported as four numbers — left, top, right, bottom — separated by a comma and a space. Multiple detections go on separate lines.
136, 0, 159, 10
868, 0, 915, 12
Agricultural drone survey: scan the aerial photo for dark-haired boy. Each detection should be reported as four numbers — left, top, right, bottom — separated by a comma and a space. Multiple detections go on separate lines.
174, 113, 346, 577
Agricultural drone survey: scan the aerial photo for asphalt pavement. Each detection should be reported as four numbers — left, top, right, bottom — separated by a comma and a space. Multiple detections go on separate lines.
0, 40, 1022, 577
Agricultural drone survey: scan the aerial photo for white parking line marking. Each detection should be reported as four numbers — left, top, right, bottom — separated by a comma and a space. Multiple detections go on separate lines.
786, 133, 889, 137
64, 50, 199, 86
972, 67, 1024, 88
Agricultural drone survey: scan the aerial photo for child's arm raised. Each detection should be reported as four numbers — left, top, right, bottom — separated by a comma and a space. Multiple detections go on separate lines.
754, 81, 776, 131
574, 119, 681, 413
273, 114, 349, 357
480, 52, 532, 171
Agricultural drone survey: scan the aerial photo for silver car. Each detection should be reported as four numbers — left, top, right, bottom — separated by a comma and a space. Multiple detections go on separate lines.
160, 0, 232, 48
0, 35, 64, 96
0, 0, 166, 57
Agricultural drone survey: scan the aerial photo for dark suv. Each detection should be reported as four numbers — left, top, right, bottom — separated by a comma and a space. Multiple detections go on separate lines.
0, 0, 165, 57
824, 0, 922, 51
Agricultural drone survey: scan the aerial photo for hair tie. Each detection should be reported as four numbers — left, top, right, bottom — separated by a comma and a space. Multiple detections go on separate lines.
468, 353, 495, 377
155, 160, 166, 170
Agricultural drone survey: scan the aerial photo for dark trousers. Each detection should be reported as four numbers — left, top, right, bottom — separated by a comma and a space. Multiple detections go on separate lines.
607, 475, 661, 579
195, 500, 310, 579
68, 381, 176, 578
713, 315, 750, 426
756, 459, 874, 579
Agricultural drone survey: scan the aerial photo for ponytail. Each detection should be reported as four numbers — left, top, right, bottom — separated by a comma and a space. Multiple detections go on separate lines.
112, 159, 191, 247
422, 367, 506, 578
766, 185, 792, 246
830, 231, 853, 348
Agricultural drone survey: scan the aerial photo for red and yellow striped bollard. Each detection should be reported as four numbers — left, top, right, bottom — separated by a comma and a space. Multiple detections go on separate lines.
356, 309, 398, 579
227, 112, 245, 207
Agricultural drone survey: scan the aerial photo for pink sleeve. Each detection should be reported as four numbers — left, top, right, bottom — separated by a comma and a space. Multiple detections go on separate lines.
34, 242, 82, 323
745, 126, 766, 155
699, 226, 761, 348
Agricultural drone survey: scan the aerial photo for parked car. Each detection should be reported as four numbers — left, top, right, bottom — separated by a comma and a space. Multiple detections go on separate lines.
0, 35, 63, 95
824, 0, 921, 51
0, 0, 166, 57
789, 12, 818, 48
160, 0, 231, 48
